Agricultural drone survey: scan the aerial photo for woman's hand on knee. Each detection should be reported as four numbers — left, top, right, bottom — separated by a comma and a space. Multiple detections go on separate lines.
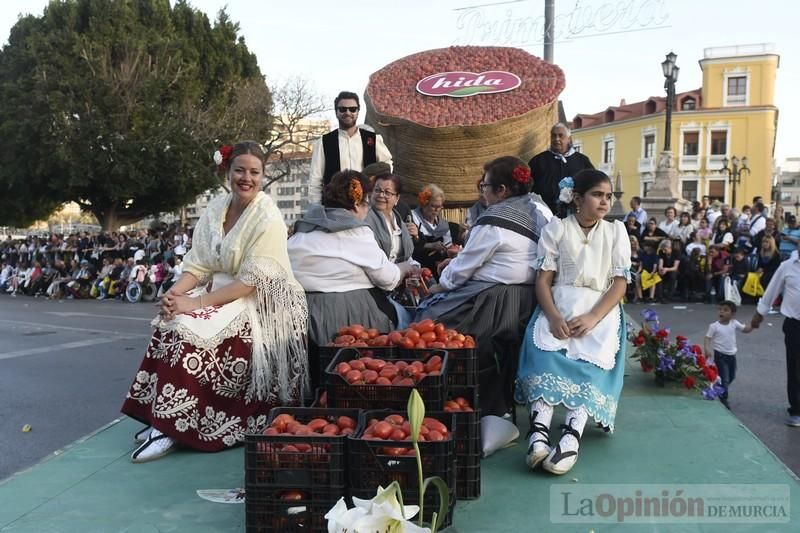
548, 316, 571, 340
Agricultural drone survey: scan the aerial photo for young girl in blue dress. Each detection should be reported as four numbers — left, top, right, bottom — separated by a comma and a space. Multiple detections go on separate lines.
517, 169, 631, 475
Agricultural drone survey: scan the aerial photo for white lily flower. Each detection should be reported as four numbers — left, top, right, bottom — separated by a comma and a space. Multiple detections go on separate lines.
325, 485, 431, 533
213, 150, 223, 165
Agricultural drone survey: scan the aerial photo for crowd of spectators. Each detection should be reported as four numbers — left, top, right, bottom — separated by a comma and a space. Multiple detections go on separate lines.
625, 195, 797, 306
0, 224, 191, 301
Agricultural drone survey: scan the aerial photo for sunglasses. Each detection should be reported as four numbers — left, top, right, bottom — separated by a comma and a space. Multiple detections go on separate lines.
336, 106, 359, 113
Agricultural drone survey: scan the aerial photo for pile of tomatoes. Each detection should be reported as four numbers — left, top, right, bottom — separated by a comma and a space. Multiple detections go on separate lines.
262, 413, 357, 438
330, 319, 475, 350
360, 414, 451, 456
444, 396, 474, 413
334, 355, 442, 386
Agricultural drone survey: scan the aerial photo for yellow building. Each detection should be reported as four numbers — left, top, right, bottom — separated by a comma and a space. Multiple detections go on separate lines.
571, 44, 779, 211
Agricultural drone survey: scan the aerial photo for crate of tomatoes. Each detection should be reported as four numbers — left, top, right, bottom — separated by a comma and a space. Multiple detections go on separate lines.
348, 410, 457, 527
393, 319, 478, 388
445, 387, 481, 500
244, 408, 362, 491
245, 486, 342, 533
324, 348, 448, 411
315, 324, 396, 384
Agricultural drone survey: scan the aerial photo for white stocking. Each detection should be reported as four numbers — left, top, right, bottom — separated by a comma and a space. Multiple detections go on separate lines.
560, 406, 588, 452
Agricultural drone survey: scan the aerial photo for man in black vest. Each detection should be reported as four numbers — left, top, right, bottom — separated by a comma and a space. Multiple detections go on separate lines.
309, 91, 392, 203
528, 122, 594, 215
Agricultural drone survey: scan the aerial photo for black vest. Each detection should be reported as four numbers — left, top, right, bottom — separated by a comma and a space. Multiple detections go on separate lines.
321, 128, 377, 185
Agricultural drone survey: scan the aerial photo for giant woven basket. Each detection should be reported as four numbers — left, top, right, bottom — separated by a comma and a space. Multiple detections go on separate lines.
364, 46, 564, 205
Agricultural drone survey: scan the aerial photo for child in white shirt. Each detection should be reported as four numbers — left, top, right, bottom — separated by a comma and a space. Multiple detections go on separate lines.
704, 300, 753, 408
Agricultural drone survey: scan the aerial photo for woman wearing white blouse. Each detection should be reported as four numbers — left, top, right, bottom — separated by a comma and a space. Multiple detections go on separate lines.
418, 156, 552, 416
657, 206, 679, 238
517, 169, 631, 476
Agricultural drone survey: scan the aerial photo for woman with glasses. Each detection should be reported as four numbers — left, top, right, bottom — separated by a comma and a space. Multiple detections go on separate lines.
365, 173, 416, 263
417, 157, 552, 417
411, 184, 459, 275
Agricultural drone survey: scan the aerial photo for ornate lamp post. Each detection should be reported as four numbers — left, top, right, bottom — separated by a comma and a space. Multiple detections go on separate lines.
721, 156, 750, 209
661, 52, 680, 153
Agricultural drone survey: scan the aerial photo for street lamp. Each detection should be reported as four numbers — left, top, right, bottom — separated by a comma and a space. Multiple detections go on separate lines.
661, 52, 680, 153
720, 156, 750, 209
794, 199, 799, 217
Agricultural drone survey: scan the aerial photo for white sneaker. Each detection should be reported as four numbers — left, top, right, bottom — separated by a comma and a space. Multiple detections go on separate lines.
131, 430, 177, 463
134, 426, 152, 443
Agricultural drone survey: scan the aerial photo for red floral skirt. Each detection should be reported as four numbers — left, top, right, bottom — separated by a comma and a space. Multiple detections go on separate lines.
121, 322, 285, 452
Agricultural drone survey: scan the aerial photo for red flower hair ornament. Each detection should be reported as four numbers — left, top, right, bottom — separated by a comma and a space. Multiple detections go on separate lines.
348, 179, 364, 205
418, 187, 432, 207
213, 145, 234, 171
512, 166, 532, 185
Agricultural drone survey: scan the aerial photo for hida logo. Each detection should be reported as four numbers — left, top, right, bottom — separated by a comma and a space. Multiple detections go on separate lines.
416, 71, 521, 97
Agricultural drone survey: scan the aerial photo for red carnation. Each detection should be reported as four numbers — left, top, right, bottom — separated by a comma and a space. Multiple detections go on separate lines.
683, 375, 696, 389
633, 335, 645, 347
640, 359, 654, 372
512, 166, 531, 185
655, 329, 669, 339
696, 354, 707, 368
691, 344, 703, 355
703, 365, 719, 383
676, 335, 688, 345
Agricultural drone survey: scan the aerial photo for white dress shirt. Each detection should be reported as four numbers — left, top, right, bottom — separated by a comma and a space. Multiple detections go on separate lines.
309, 128, 393, 203
757, 256, 800, 319
750, 214, 766, 237
657, 219, 679, 239
288, 227, 400, 293
438, 224, 538, 291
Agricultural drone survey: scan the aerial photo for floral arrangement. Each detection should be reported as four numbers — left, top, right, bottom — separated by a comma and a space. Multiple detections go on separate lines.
418, 187, 432, 207
629, 309, 725, 400
325, 390, 449, 532
558, 176, 574, 204
213, 145, 233, 171
512, 165, 531, 185
349, 178, 364, 205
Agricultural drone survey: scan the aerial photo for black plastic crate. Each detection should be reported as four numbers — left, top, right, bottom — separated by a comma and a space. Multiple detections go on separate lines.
325, 349, 448, 411
348, 410, 457, 527
447, 386, 481, 457
455, 459, 481, 500
245, 486, 344, 533
317, 344, 395, 384
245, 408, 363, 490
396, 344, 477, 387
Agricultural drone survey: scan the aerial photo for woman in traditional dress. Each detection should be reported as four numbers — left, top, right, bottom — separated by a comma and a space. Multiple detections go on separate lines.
517, 169, 630, 475
411, 184, 460, 274
288, 170, 418, 383
417, 156, 552, 416
122, 141, 308, 463
365, 173, 416, 263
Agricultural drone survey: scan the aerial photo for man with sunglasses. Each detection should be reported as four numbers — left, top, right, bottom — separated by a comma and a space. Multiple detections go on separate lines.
310, 91, 392, 203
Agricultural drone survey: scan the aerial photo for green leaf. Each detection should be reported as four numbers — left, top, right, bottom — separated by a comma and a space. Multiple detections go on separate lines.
421, 476, 450, 533
447, 85, 498, 96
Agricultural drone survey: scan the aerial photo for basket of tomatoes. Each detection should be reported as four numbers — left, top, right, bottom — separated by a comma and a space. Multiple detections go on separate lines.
393, 319, 478, 388
316, 324, 396, 383
445, 387, 482, 500
324, 348, 448, 410
245, 408, 362, 491
348, 410, 457, 527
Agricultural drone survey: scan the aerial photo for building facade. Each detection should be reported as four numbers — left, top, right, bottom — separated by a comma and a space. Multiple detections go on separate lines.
776, 158, 800, 217
571, 43, 779, 211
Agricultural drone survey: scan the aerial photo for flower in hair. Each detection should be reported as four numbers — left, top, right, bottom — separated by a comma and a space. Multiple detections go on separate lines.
558, 176, 574, 204
418, 187, 432, 207
512, 166, 531, 184
348, 179, 363, 205
213, 145, 234, 170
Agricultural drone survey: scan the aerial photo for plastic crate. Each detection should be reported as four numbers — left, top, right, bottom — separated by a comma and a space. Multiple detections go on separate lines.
447, 386, 481, 457
244, 408, 363, 490
317, 344, 395, 384
455, 459, 481, 500
245, 486, 343, 533
348, 410, 457, 527
396, 345, 477, 387
325, 349, 448, 411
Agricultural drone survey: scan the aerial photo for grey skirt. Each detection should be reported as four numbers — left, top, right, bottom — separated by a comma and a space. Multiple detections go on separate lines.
305, 288, 397, 346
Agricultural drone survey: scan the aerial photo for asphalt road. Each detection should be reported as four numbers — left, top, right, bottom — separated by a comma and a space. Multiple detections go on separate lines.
0, 295, 154, 481
1, 297, 798, 482
626, 301, 800, 478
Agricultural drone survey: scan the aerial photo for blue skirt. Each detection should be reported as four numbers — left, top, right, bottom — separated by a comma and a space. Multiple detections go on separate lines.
516, 305, 626, 431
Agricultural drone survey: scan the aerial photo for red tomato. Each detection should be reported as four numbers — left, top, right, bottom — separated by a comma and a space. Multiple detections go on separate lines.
421, 331, 437, 342
379, 367, 397, 379
362, 369, 379, 384
280, 490, 307, 501
398, 377, 415, 386
455, 396, 470, 408
382, 447, 406, 456
428, 341, 446, 349
307, 418, 328, 432
434, 323, 446, 336
423, 418, 448, 436
376, 376, 392, 385
415, 340, 427, 349
349, 324, 366, 337
336, 362, 352, 376
404, 329, 421, 342
388, 331, 404, 346
373, 421, 393, 439
372, 335, 389, 347
396, 361, 408, 371
444, 400, 461, 412
263, 427, 280, 435
294, 443, 312, 452
345, 369, 363, 384
399, 337, 415, 349
366, 328, 380, 339
416, 319, 435, 333
293, 425, 313, 436
340, 427, 354, 436
424, 355, 442, 372
386, 414, 405, 425
322, 423, 340, 435
349, 359, 366, 371
367, 418, 379, 427
427, 430, 445, 442
337, 326, 352, 337
365, 358, 387, 371
337, 416, 356, 430
445, 341, 462, 349
389, 428, 406, 441
334, 334, 355, 345
356, 331, 370, 340
405, 448, 418, 456
271, 414, 294, 433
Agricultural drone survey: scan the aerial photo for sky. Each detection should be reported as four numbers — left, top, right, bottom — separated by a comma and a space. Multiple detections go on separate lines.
2, 0, 798, 163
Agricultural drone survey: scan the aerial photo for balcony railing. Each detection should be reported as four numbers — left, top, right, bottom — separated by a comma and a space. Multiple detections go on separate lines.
679, 155, 700, 171
638, 157, 656, 174
707, 154, 727, 172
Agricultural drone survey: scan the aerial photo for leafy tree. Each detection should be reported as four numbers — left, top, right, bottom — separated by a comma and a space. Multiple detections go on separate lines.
0, 0, 273, 230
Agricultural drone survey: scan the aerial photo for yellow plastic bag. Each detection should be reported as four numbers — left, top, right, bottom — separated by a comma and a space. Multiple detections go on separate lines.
641, 271, 662, 290
742, 272, 764, 297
